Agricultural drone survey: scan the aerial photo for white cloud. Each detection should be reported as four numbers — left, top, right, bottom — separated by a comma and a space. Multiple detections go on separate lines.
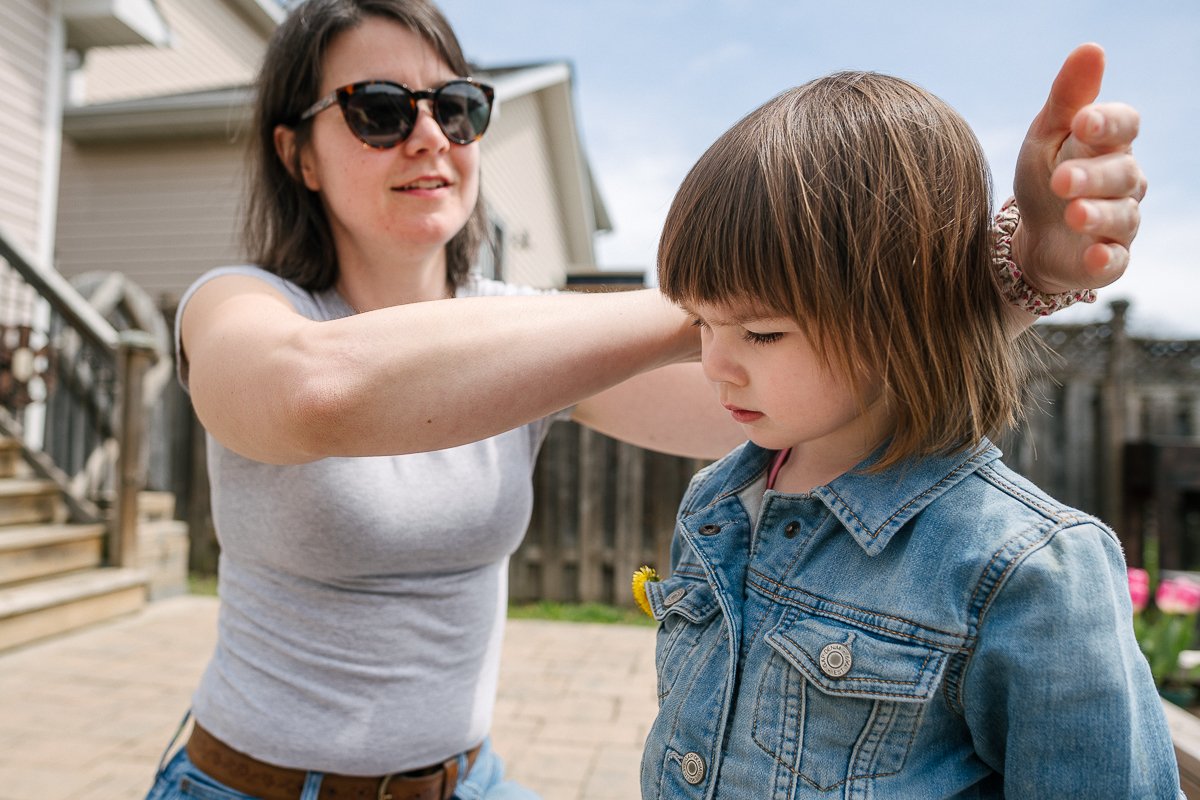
593, 151, 694, 279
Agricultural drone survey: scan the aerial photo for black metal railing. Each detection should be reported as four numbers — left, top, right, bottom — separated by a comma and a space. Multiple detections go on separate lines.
0, 226, 158, 567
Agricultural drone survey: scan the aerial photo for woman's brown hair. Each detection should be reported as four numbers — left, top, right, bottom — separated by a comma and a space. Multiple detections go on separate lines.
658, 71, 1032, 471
245, 0, 487, 292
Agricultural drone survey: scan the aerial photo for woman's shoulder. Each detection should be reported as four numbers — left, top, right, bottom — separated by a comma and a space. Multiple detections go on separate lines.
180, 266, 347, 322
183, 265, 297, 300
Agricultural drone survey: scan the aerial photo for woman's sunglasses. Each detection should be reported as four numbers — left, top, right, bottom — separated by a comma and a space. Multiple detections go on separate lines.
297, 78, 495, 148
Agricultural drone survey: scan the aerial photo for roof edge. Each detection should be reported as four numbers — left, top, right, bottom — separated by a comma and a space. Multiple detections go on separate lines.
223, 0, 285, 35
64, 0, 173, 49
63, 87, 255, 142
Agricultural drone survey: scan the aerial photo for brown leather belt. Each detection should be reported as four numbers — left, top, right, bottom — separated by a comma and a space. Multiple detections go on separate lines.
185, 722, 481, 800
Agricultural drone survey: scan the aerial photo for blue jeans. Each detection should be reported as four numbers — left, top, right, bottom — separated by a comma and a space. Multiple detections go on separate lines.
145, 715, 539, 800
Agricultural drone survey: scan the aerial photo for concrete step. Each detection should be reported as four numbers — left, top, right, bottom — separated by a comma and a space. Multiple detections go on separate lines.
0, 522, 107, 586
0, 478, 63, 526
0, 567, 147, 651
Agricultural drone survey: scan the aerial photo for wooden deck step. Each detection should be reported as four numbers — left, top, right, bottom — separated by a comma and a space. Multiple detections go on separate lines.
138, 491, 176, 521
0, 479, 63, 526
138, 517, 189, 600
0, 568, 146, 651
0, 438, 20, 479
0, 523, 107, 585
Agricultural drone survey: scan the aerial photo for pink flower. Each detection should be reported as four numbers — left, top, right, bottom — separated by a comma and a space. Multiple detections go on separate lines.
1128, 567, 1150, 613
1156, 577, 1200, 615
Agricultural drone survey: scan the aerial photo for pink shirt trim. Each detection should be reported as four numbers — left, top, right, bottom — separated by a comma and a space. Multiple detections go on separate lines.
767, 448, 792, 490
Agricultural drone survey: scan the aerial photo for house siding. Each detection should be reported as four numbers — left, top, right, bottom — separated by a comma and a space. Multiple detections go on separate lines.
0, 0, 53, 323
0, 0, 52, 250
481, 91, 572, 289
81, 0, 265, 104
55, 137, 247, 305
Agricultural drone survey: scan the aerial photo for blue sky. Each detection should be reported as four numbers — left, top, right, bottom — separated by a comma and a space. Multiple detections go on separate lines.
435, 1, 1199, 337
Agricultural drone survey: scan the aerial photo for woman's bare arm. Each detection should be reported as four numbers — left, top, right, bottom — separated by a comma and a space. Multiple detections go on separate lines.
182, 275, 698, 464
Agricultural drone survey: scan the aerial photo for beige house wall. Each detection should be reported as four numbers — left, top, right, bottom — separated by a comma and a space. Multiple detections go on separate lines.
81, 0, 266, 104
481, 92, 571, 289
0, 0, 54, 324
0, 0, 53, 252
55, 136, 248, 306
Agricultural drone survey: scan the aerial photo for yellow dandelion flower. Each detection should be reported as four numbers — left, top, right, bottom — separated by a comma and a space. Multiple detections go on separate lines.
631, 566, 661, 618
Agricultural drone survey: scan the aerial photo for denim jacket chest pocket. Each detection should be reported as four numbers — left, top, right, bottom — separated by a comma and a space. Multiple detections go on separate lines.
648, 572, 722, 702
752, 610, 951, 792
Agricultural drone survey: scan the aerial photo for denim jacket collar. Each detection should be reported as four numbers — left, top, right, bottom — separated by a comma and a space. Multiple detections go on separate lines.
701, 439, 1002, 558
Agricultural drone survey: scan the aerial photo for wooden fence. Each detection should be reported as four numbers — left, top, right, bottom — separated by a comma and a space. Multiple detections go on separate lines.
509, 422, 705, 605
999, 300, 1200, 569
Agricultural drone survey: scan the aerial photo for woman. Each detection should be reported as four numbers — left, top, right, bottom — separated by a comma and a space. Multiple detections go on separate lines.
148, 1, 1146, 798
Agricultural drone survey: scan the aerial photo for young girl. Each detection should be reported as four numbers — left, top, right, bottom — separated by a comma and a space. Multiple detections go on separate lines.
640, 72, 1179, 799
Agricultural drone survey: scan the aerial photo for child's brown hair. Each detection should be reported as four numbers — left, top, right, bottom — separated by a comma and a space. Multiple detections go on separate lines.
658, 71, 1030, 471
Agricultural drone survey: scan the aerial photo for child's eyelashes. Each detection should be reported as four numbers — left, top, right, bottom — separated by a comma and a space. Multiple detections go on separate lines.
691, 316, 782, 345
742, 330, 783, 345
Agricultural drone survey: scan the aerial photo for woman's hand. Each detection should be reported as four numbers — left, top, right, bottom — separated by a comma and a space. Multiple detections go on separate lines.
1011, 43, 1146, 297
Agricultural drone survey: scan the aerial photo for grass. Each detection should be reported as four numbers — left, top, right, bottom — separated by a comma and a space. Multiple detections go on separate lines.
189, 575, 654, 627
189, 573, 218, 596
508, 600, 656, 627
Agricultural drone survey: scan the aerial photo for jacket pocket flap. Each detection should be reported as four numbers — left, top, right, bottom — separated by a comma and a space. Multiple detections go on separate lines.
647, 578, 720, 624
765, 613, 948, 702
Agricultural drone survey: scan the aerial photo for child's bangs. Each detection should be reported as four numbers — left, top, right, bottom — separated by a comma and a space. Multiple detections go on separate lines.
661, 247, 798, 324
658, 134, 805, 324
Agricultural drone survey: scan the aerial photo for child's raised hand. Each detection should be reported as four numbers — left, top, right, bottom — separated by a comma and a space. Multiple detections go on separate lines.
1011, 43, 1146, 297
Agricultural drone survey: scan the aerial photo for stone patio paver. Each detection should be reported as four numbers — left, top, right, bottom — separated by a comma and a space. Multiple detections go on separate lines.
0, 595, 658, 800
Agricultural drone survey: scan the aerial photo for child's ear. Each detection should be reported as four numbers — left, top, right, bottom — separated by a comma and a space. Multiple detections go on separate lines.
273, 124, 320, 191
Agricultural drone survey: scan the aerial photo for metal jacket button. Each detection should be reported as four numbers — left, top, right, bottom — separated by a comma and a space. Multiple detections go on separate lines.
699, 523, 721, 536
681, 752, 706, 785
663, 588, 687, 607
819, 642, 853, 678
784, 521, 801, 538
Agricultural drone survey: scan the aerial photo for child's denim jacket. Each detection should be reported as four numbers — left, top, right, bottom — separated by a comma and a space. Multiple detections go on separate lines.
641, 441, 1180, 799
